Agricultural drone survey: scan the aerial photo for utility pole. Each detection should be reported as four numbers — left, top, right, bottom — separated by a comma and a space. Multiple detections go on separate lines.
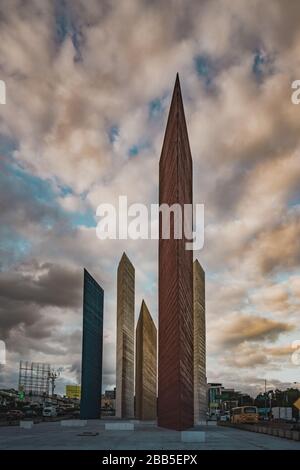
264, 379, 268, 420
48, 369, 61, 396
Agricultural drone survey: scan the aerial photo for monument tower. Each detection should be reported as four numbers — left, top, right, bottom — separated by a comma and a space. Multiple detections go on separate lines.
193, 259, 206, 424
116, 252, 135, 418
135, 300, 157, 420
158, 75, 194, 430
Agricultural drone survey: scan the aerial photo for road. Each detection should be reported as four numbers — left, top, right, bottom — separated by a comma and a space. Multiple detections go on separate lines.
0, 420, 299, 450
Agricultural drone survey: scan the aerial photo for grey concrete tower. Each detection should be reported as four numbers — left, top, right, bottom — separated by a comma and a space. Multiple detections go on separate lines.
135, 300, 157, 420
193, 259, 206, 424
116, 252, 135, 418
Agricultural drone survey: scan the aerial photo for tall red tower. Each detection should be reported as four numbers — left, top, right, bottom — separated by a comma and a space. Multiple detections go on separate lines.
158, 75, 194, 430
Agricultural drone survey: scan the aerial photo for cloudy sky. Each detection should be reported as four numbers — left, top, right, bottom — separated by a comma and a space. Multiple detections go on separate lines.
0, 0, 300, 396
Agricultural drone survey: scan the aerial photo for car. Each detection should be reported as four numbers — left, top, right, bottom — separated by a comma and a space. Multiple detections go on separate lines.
24, 409, 38, 418
42, 406, 57, 418
220, 414, 230, 422
6, 410, 24, 420
57, 408, 66, 417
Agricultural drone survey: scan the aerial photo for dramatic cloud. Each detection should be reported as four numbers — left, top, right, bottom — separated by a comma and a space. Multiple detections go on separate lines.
0, 0, 300, 394
216, 314, 294, 347
0, 262, 82, 309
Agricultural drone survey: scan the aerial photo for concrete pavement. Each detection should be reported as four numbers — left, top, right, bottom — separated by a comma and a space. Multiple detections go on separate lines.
0, 420, 300, 450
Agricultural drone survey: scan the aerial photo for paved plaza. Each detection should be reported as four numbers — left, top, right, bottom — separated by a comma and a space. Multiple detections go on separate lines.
0, 420, 300, 450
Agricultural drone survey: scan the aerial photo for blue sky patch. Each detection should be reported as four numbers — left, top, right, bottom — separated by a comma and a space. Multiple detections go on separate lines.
0, 229, 32, 270
129, 145, 139, 157
194, 55, 214, 86
70, 209, 96, 228
54, 0, 84, 61
252, 50, 265, 79
252, 49, 274, 82
149, 98, 163, 118
108, 125, 119, 144
128, 141, 150, 157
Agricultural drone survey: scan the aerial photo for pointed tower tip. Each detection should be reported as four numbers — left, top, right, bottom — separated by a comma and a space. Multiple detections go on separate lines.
139, 300, 156, 326
167, 73, 182, 115
118, 251, 135, 272
84, 267, 91, 277
120, 251, 129, 263
175, 73, 181, 89
160, 72, 190, 165
194, 258, 205, 274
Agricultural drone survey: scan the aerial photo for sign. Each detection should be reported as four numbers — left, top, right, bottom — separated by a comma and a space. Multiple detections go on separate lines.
0, 340, 5, 364
220, 393, 230, 400
210, 403, 219, 408
0, 80, 6, 105
293, 397, 300, 410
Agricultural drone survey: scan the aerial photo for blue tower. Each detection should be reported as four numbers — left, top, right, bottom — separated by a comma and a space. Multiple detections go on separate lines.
80, 269, 104, 419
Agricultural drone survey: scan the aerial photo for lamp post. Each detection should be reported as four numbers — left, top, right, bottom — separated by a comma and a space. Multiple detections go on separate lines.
268, 391, 273, 419
264, 379, 268, 420
294, 383, 300, 422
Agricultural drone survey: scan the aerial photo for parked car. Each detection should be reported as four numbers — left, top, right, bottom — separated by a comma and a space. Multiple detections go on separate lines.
24, 409, 38, 418
6, 410, 24, 421
42, 406, 57, 418
220, 414, 230, 422
57, 407, 66, 417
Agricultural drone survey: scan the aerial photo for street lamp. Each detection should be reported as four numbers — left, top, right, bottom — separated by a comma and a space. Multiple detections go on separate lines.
268, 391, 273, 418
264, 379, 268, 420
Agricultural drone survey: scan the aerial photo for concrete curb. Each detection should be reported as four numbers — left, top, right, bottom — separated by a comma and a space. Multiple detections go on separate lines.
20, 421, 33, 429
181, 431, 205, 443
61, 420, 87, 427
105, 422, 134, 431
218, 422, 300, 441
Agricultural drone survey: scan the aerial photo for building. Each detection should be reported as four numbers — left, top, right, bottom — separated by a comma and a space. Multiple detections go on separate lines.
207, 383, 248, 417
158, 75, 194, 431
135, 301, 157, 421
101, 390, 116, 414
207, 383, 223, 418
80, 269, 104, 419
116, 253, 135, 418
66, 385, 81, 400
0, 389, 18, 408
194, 260, 207, 424
218, 388, 239, 412
104, 388, 116, 400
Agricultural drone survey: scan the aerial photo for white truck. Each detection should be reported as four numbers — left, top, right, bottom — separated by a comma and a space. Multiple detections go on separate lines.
272, 407, 292, 421
42, 405, 57, 418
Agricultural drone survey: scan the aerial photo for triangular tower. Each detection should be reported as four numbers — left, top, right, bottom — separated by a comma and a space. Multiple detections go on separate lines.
135, 301, 157, 420
158, 75, 194, 430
